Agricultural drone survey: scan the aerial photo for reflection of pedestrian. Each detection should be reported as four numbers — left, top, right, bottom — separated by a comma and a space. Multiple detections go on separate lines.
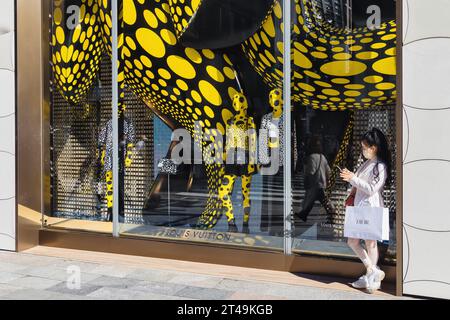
295, 138, 335, 223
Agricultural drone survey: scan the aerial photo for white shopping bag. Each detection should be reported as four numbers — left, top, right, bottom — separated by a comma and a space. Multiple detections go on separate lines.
344, 206, 389, 241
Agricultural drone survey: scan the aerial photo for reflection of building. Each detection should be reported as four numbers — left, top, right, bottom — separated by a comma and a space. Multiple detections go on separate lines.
311, 0, 346, 28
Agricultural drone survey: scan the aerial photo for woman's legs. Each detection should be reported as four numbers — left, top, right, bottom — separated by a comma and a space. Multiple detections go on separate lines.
347, 238, 373, 272
365, 240, 379, 267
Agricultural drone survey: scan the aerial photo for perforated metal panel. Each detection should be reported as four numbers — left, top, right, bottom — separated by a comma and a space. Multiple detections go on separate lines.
324, 106, 397, 263
51, 54, 154, 221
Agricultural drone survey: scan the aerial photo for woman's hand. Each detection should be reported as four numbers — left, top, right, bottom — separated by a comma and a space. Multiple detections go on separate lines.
340, 168, 355, 182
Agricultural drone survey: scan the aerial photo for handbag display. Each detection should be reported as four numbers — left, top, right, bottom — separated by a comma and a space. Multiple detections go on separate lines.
157, 158, 183, 175
344, 206, 389, 241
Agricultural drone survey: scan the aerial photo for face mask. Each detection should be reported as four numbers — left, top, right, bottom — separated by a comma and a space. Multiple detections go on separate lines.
362, 148, 373, 160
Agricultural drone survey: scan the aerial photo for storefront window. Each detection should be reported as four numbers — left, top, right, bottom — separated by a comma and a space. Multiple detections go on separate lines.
47, 0, 114, 233
47, 0, 290, 251
290, 0, 397, 264
117, 0, 286, 250
46, 0, 397, 264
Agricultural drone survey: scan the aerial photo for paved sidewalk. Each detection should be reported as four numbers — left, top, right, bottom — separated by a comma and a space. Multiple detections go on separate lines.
0, 247, 410, 300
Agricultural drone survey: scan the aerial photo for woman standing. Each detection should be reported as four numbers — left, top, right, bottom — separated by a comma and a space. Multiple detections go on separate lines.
340, 127, 391, 293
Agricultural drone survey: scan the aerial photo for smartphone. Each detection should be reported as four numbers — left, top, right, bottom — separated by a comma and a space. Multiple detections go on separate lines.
336, 165, 343, 172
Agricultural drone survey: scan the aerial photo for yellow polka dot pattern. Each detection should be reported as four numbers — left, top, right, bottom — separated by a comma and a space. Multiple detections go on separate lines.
168, 0, 203, 40
51, 0, 104, 105
241, 0, 397, 111
51, 0, 395, 229
122, 0, 245, 229
116, 0, 240, 141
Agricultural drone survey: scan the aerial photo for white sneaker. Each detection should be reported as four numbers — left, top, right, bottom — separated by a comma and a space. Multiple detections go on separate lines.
366, 266, 385, 293
351, 275, 369, 289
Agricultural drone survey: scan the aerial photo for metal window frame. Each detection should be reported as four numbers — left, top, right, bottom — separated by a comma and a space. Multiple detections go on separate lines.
111, 0, 120, 237
282, 0, 293, 255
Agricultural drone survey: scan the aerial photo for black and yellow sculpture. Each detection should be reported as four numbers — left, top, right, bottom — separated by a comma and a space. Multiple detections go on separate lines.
219, 93, 257, 233
242, 0, 397, 111
50, 0, 396, 230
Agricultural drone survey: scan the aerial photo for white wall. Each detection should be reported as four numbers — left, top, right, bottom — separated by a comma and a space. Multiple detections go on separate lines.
403, 0, 450, 299
0, 0, 16, 251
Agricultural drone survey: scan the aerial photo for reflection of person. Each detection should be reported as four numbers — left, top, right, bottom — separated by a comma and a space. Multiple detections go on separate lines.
340, 127, 391, 293
98, 117, 136, 222
295, 138, 335, 223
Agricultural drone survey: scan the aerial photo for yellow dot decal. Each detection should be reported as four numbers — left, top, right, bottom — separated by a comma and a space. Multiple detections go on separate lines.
332, 78, 350, 84
155, 8, 168, 23
202, 49, 215, 59
356, 51, 379, 60
376, 82, 396, 90
294, 50, 312, 69
143, 9, 158, 28
176, 79, 188, 91
185, 48, 202, 64
322, 89, 340, 96
333, 53, 352, 60
167, 55, 196, 79
56, 26, 65, 44
223, 67, 235, 80
321, 61, 367, 77
158, 68, 171, 80
123, 0, 137, 25
345, 84, 365, 90
344, 90, 361, 97
315, 81, 332, 88
206, 66, 225, 82
381, 34, 396, 41
191, 0, 201, 11
191, 90, 202, 103
204, 106, 214, 119
311, 52, 328, 59
160, 29, 177, 45
385, 47, 396, 56
140, 55, 152, 68
369, 91, 384, 97
332, 47, 344, 53
136, 28, 166, 58
364, 75, 383, 84
372, 57, 396, 76
263, 16, 276, 37
371, 42, 386, 49
304, 70, 320, 79
199, 80, 222, 106
298, 83, 315, 92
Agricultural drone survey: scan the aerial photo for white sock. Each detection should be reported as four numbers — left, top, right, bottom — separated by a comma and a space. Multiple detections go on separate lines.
361, 258, 373, 272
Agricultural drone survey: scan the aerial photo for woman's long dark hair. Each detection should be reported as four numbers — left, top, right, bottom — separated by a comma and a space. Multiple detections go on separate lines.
361, 127, 392, 186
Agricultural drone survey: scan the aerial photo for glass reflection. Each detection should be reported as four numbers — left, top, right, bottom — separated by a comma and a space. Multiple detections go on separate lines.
289, 0, 397, 264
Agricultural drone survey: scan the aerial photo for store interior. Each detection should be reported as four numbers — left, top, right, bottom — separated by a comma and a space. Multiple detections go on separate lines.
45, 0, 397, 265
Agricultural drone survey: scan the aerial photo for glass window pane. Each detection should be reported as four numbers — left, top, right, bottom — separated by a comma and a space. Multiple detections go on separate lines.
47, 0, 115, 234
115, 0, 287, 250
290, 0, 397, 266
